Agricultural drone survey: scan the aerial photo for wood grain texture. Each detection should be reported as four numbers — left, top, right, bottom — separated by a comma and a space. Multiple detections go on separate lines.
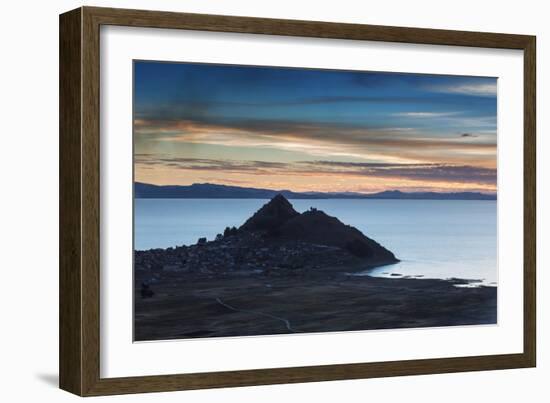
86, 6, 532, 49
523, 38, 536, 367
81, 6, 102, 396
59, 8, 83, 396
59, 6, 537, 396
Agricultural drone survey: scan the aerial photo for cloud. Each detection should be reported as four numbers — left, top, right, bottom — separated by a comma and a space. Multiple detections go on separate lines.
134, 117, 497, 168
135, 93, 493, 115
429, 82, 497, 97
136, 156, 288, 173
392, 112, 460, 118
135, 155, 496, 186
310, 161, 496, 184
135, 118, 495, 148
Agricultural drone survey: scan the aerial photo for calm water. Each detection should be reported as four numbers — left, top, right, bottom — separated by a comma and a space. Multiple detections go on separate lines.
135, 199, 497, 285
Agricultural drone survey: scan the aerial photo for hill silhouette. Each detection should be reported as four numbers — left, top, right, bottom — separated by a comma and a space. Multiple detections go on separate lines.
240, 195, 397, 264
240, 194, 299, 232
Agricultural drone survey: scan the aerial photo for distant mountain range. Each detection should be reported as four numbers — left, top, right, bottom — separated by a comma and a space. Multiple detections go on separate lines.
135, 182, 496, 200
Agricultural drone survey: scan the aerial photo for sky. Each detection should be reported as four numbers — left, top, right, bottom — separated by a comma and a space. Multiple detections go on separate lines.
134, 61, 497, 194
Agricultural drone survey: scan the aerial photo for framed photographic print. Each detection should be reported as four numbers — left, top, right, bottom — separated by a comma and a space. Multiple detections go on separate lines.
59, 6, 536, 396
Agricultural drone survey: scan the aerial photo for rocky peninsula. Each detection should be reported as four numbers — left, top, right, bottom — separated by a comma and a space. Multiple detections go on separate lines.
134, 195, 497, 341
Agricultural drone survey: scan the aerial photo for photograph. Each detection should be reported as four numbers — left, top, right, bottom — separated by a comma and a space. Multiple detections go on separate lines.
132, 60, 498, 341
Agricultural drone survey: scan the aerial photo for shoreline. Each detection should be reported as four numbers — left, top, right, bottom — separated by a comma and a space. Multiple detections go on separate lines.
350, 270, 497, 288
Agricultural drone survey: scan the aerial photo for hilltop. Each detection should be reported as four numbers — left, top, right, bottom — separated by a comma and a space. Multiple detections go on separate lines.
240, 195, 397, 265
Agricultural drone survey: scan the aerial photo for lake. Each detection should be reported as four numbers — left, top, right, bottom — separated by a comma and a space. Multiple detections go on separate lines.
135, 199, 497, 285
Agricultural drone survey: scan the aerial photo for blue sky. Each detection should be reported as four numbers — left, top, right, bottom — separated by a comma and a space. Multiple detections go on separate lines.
134, 61, 497, 193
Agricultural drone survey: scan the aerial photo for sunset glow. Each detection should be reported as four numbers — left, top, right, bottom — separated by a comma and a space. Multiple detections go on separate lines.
134, 62, 497, 194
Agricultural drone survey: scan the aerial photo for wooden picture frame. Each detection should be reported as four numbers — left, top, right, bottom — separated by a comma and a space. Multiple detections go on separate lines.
59, 6, 536, 396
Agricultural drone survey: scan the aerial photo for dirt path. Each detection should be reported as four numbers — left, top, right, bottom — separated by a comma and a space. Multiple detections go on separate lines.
215, 297, 301, 333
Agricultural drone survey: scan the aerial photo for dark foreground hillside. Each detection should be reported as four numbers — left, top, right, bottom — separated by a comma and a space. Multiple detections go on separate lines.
134, 270, 496, 341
